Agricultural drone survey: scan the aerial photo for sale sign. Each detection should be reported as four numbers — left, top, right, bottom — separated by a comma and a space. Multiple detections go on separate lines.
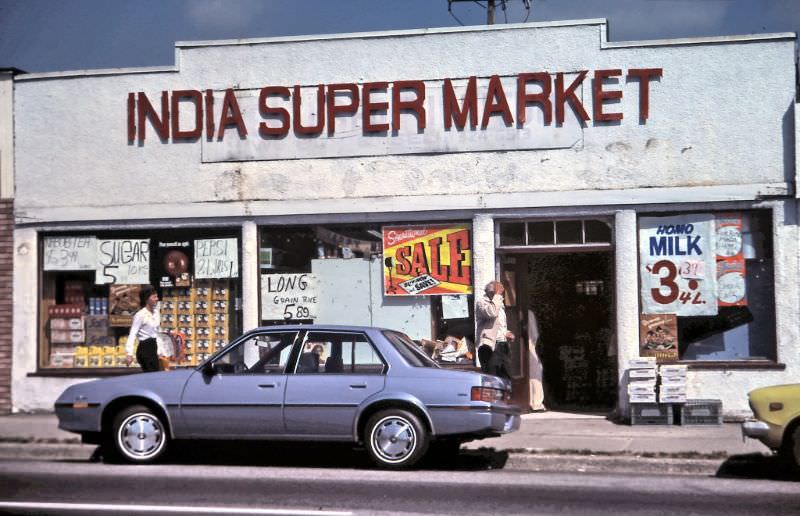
382, 224, 472, 296
639, 215, 718, 316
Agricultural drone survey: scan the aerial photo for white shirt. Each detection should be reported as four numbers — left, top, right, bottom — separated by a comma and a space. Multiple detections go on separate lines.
125, 305, 161, 355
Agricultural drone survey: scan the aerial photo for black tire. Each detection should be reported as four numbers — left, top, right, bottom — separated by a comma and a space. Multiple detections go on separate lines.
365, 409, 428, 469
108, 404, 169, 464
782, 424, 800, 473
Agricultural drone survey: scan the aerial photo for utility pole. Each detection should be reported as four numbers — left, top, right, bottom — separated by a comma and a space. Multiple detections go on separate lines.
487, 0, 495, 25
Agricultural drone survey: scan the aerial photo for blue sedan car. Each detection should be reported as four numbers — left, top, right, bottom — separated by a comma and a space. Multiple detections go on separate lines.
55, 325, 521, 468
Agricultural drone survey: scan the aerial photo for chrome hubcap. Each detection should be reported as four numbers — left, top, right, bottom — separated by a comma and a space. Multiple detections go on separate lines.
118, 413, 164, 459
372, 416, 416, 463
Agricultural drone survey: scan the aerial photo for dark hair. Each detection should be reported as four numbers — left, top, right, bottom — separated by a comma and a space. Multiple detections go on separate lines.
139, 285, 155, 307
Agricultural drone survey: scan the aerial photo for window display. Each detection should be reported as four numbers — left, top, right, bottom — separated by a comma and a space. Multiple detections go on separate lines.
637, 210, 776, 362
39, 229, 242, 372
258, 224, 476, 367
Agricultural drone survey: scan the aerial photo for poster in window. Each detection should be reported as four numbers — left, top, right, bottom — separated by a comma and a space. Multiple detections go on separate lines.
715, 213, 747, 307
639, 314, 679, 362
43, 236, 97, 271
95, 239, 150, 285
639, 215, 717, 316
382, 224, 472, 296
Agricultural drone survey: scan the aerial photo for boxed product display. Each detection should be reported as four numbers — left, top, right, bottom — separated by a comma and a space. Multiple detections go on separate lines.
659, 364, 688, 377
628, 357, 657, 369
51, 330, 85, 344
659, 393, 688, 403
629, 368, 657, 379
50, 318, 84, 331
627, 381, 656, 395
660, 384, 687, 395
660, 375, 688, 385
629, 393, 657, 403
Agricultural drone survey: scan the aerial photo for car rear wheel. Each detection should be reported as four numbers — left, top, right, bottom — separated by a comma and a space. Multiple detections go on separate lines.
109, 404, 169, 464
365, 409, 428, 469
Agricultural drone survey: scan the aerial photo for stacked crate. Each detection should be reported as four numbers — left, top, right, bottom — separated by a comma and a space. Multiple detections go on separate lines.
161, 281, 231, 367
658, 364, 687, 404
48, 304, 83, 368
628, 357, 673, 425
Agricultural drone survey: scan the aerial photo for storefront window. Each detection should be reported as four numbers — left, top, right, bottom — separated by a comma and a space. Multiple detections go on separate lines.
498, 219, 613, 249
258, 223, 475, 367
40, 228, 242, 371
637, 210, 775, 362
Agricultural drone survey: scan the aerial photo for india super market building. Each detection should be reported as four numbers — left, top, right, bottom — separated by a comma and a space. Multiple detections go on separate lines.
9, 19, 800, 418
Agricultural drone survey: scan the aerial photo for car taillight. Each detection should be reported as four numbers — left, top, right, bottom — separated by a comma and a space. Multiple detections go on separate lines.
471, 386, 505, 403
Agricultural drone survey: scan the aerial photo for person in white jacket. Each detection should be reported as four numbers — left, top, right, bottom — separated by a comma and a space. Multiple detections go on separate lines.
475, 280, 514, 376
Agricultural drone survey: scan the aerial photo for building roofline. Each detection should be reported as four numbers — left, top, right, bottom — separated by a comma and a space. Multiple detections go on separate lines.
0, 67, 26, 75
13, 19, 797, 82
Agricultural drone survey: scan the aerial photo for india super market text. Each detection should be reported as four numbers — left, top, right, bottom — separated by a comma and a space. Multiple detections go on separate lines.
127, 68, 662, 143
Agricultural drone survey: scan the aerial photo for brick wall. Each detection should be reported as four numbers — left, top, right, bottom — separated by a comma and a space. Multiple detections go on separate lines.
0, 199, 12, 412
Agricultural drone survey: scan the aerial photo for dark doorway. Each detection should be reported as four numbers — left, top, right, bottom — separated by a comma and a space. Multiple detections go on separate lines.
504, 252, 617, 412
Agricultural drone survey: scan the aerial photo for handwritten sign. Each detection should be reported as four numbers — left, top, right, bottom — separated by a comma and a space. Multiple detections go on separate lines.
639, 215, 717, 316
95, 239, 150, 285
261, 273, 318, 321
195, 238, 239, 279
43, 236, 97, 271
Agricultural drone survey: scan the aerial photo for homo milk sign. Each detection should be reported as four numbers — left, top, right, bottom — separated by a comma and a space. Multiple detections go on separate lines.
639, 215, 717, 316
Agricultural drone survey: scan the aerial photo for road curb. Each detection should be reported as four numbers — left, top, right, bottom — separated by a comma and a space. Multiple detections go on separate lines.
0, 442, 732, 475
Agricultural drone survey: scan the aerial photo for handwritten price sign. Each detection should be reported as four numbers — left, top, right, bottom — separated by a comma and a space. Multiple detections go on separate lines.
639, 215, 718, 316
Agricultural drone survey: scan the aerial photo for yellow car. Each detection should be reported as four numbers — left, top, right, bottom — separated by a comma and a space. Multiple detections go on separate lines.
742, 383, 800, 470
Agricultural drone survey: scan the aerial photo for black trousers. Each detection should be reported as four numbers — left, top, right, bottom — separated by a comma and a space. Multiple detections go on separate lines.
488, 341, 512, 381
136, 338, 159, 372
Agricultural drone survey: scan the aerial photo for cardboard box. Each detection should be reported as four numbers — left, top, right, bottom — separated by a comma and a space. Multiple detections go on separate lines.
660, 384, 687, 395
628, 381, 656, 395
87, 335, 116, 347
659, 393, 687, 403
629, 368, 657, 379
51, 330, 85, 344
84, 315, 109, 337
50, 318, 84, 331
48, 304, 83, 318
659, 365, 688, 377
629, 393, 657, 403
628, 357, 657, 369
49, 352, 75, 368
660, 375, 688, 385
108, 284, 141, 315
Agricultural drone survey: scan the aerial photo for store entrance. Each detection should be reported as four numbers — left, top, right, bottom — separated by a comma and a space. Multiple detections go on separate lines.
503, 251, 617, 412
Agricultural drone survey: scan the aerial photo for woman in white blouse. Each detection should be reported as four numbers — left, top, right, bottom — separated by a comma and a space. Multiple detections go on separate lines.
125, 285, 161, 372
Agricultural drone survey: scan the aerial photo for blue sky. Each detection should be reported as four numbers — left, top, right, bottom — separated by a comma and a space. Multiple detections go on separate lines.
1, 0, 799, 73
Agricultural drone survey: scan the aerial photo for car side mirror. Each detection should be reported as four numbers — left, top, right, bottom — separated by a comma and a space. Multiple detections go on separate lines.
201, 362, 215, 376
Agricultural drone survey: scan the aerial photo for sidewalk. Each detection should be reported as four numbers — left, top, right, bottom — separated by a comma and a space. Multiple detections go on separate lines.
0, 411, 772, 474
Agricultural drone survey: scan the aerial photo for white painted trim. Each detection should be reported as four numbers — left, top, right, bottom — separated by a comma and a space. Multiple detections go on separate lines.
15, 66, 177, 82
175, 19, 609, 49
15, 183, 791, 225
241, 221, 259, 332
602, 32, 795, 50
613, 210, 639, 418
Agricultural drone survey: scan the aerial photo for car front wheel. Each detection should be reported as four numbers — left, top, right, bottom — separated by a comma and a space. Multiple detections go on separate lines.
109, 404, 169, 464
784, 424, 800, 472
365, 409, 428, 469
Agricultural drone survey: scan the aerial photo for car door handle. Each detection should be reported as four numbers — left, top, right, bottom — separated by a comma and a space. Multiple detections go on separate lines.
349, 384, 367, 389
258, 384, 277, 389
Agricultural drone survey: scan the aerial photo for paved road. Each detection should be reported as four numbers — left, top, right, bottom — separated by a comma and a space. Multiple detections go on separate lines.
1, 458, 798, 515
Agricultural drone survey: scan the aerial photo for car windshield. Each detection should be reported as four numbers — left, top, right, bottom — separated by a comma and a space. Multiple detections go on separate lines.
383, 330, 439, 368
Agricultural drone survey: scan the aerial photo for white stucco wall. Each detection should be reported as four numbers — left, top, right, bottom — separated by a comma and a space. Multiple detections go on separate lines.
12, 21, 797, 223
9, 21, 800, 413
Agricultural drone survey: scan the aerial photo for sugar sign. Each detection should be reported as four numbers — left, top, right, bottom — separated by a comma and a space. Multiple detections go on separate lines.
195, 238, 239, 279
95, 239, 150, 285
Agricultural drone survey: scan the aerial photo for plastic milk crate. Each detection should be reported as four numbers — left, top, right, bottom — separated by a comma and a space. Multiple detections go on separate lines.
678, 399, 723, 425
630, 403, 673, 425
